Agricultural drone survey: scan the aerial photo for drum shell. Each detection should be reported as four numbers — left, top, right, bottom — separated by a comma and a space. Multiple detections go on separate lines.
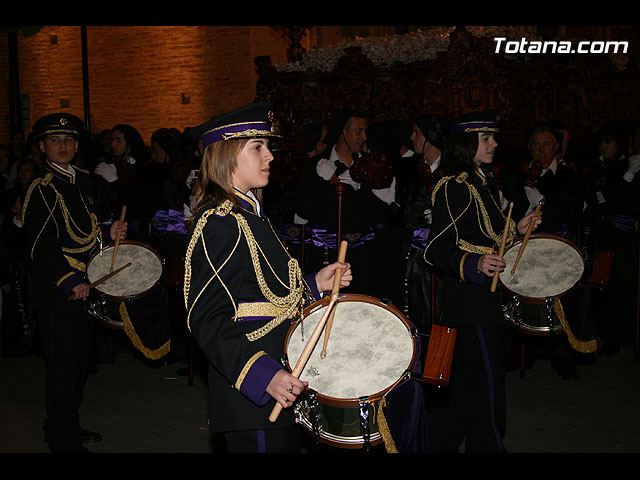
284, 293, 417, 448
502, 295, 563, 336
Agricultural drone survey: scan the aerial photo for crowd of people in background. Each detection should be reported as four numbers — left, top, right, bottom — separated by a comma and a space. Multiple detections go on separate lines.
0, 110, 638, 386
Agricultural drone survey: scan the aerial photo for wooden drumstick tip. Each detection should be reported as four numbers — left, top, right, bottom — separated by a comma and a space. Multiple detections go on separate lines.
110, 205, 127, 272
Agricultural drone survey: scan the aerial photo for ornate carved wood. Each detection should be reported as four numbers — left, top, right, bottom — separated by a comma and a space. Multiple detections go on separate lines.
256, 26, 640, 166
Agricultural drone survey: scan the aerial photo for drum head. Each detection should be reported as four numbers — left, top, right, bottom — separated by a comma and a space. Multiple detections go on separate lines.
500, 234, 585, 303
87, 241, 163, 300
285, 294, 415, 404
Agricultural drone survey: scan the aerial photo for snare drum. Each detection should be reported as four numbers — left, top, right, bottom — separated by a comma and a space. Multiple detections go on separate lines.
284, 294, 417, 449
87, 241, 164, 329
500, 234, 585, 335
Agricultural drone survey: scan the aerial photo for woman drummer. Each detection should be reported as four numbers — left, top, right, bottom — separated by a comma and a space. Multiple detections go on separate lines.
184, 102, 352, 453
423, 111, 541, 453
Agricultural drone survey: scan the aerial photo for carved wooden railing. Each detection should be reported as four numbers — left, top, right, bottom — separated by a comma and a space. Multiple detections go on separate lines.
256, 26, 639, 157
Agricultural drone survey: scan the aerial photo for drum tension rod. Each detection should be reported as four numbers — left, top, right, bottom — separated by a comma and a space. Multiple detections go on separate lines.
544, 297, 554, 336
358, 397, 372, 450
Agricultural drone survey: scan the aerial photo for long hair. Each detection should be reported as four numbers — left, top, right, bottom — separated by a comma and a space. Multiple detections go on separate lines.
441, 131, 483, 183
112, 124, 149, 164
188, 137, 252, 228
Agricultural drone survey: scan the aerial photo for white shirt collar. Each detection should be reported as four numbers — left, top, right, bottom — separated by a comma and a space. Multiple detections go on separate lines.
429, 154, 441, 172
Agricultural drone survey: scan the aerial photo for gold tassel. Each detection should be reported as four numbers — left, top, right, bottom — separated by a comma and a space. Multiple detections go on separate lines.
377, 397, 399, 453
554, 300, 597, 354
119, 302, 171, 360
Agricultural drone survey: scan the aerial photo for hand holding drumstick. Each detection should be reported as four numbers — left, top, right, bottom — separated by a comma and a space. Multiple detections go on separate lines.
476, 204, 542, 284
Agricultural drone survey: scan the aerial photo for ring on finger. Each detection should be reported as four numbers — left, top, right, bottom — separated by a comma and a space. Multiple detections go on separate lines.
288, 384, 294, 393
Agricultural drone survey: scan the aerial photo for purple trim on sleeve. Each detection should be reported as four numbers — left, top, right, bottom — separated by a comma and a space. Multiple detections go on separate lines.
58, 272, 84, 297
238, 353, 283, 406
462, 253, 486, 285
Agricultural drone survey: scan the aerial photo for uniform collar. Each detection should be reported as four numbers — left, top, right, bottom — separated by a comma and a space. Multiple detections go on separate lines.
44, 159, 76, 184
233, 187, 262, 216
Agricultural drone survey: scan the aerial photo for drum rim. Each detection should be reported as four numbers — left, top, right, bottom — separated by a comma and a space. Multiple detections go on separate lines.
503, 306, 564, 335
284, 293, 417, 407
500, 233, 586, 304
87, 240, 164, 301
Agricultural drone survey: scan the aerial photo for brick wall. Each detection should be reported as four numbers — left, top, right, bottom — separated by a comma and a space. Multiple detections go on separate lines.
0, 25, 290, 146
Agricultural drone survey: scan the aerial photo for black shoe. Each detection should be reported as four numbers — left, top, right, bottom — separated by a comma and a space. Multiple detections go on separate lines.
81, 429, 102, 443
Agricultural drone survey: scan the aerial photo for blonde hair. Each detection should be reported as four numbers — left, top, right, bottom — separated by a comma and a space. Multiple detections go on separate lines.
189, 137, 264, 228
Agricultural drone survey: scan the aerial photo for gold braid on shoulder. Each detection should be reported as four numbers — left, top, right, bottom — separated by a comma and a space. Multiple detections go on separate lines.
184, 201, 240, 331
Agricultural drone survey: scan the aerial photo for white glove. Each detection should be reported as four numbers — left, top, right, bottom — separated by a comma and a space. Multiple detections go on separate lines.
423, 208, 433, 224
94, 162, 118, 183
525, 186, 544, 212
186, 169, 199, 189
624, 155, 640, 182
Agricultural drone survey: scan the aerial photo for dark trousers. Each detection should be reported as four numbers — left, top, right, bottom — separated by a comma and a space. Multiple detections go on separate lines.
224, 425, 301, 453
37, 283, 93, 453
427, 324, 506, 453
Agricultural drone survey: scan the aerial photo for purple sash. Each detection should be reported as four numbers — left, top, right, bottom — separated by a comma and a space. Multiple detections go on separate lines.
151, 209, 188, 235
605, 213, 639, 233
406, 228, 430, 250
277, 223, 386, 249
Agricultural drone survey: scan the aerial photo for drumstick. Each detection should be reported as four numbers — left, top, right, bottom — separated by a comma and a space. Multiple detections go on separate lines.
320, 240, 348, 359
268, 295, 339, 423
67, 262, 131, 300
110, 205, 127, 272
510, 201, 543, 275
491, 202, 513, 293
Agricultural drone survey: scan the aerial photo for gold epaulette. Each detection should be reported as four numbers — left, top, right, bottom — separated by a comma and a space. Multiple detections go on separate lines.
455, 171, 468, 183
214, 199, 234, 217
430, 172, 470, 206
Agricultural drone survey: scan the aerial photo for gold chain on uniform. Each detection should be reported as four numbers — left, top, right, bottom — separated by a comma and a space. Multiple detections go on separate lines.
426, 173, 516, 256
183, 200, 304, 341
30, 174, 101, 254
231, 211, 304, 341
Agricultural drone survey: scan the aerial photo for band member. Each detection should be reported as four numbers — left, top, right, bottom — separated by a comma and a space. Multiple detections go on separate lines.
294, 109, 399, 304
184, 102, 352, 453
400, 113, 448, 338
424, 111, 541, 453
23, 113, 128, 453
